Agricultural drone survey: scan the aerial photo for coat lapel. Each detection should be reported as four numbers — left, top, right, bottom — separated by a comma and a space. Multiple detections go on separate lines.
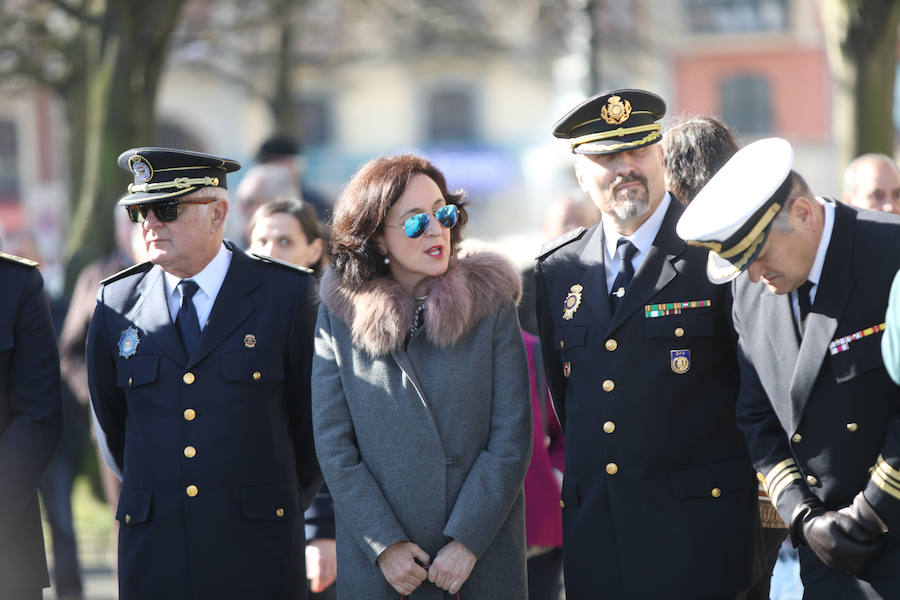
125, 265, 187, 365
575, 225, 612, 327
607, 201, 683, 334
187, 246, 260, 368
788, 202, 854, 431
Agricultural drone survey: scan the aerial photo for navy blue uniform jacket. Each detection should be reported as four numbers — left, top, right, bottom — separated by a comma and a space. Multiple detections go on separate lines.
735, 201, 900, 596
0, 259, 61, 595
535, 200, 757, 599
87, 243, 321, 600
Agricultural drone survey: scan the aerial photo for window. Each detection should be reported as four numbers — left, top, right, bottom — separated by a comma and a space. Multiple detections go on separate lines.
686, 0, 788, 33
0, 120, 19, 204
720, 75, 773, 136
427, 88, 475, 144
297, 97, 333, 147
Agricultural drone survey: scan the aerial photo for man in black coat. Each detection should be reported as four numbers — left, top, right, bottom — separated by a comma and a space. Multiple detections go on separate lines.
678, 137, 900, 599
535, 89, 759, 599
87, 147, 321, 600
0, 252, 62, 599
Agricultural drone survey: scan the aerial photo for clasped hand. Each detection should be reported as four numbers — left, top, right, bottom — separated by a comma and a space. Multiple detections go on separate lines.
377, 539, 476, 596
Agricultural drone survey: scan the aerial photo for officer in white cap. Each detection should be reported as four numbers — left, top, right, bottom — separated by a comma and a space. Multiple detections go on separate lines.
535, 89, 759, 599
678, 137, 900, 599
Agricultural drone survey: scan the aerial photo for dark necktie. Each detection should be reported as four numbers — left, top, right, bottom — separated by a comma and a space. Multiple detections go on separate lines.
609, 239, 638, 312
796, 280, 814, 336
176, 280, 201, 355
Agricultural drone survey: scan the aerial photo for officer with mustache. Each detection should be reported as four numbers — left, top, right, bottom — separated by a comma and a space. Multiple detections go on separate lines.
534, 89, 760, 599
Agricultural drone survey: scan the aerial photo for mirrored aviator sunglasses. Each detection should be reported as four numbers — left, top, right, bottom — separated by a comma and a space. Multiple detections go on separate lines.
126, 197, 218, 224
402, 204, 459, 238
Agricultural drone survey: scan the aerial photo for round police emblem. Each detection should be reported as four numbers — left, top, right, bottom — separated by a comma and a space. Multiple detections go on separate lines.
129, 154, 153, 182
563, 284, 583, 321
670, 349, 691, 374
118, 326, 140, 359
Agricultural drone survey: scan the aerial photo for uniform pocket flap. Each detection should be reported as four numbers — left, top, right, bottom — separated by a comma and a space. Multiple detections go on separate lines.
670, 457, 753, 500
644, 313, 714, 339
0, 325, 13, 351
556, 327, 587, 351
240, 481, 301, 520
115, 355, 159, 388
116, 487, 152, 525
221, 350, 285, 383
829, 335, 884, 383
561, 476, 580, 508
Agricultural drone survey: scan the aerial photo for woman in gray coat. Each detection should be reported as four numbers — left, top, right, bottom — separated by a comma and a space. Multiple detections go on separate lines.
312, 154, 532, 599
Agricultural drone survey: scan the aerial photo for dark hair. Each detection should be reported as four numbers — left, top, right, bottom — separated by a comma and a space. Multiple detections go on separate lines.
330, 154, 468, 286
247, 198, 325, 273
662, 116, 739, 204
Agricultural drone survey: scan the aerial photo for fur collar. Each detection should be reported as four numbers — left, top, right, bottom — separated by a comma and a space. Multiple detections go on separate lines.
319, 251, 522, 356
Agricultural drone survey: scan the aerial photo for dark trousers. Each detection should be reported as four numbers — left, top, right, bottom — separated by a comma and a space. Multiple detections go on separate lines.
40, 446, 83, 597
746, 527, 787, 600
527, 547, 564, 600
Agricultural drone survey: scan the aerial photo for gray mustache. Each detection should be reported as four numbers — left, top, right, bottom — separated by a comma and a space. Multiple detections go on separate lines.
612, 173, 648, 190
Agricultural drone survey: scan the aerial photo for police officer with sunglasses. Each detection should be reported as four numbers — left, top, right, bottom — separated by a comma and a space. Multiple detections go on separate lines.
86, 147, 322, 600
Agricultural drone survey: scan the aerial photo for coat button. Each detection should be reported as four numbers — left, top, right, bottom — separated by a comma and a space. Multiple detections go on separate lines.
606, 463, 618, 475
560, 340, 565, 349
846, 423, 858, 432
559, 500, 565, 508
674, 327, 685, 337
186, 485, 198, 497
605, 339, 618, 351
603, 421, 615, 434
184, 408, 196, 421
183, 372, 195, 384
184, 446, 196, 458
806, 475, 818, 486
128, 376, 133, 386
125, 514, 132, 524
252, 371, 262, 381
602, 380, 615, 392
791, 433, 802, 443
711, 488, 722, 498
275, 508, 285, 518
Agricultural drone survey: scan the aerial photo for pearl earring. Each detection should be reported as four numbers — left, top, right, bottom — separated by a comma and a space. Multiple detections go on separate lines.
384, 256, 390, 264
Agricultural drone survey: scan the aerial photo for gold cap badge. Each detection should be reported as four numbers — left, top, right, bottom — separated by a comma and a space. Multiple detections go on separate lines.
600, 96, 632, 125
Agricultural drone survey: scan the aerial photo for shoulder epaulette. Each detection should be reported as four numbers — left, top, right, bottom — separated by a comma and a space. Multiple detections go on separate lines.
536, 227, 587, 261
250, 253, 314, 275
100, 261, 153, 285
0, 251, 38, 268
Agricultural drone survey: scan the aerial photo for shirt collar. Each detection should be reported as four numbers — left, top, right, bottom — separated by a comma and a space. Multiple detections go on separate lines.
602, 192, 671, 260
807, 196, 835, 289
164, 243, 232, 302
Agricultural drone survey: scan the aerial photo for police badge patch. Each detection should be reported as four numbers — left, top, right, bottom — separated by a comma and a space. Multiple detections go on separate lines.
118, 326, 140, 358
563, 284, 583, 320
670, 349, 690, 374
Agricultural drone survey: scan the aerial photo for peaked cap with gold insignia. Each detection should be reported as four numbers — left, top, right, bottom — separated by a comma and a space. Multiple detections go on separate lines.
117, 147, 241, 206
553, 88, 666, 155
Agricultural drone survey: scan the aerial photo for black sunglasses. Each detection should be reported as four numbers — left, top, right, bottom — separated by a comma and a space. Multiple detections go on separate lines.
126, 197, 218, 224
385, 204, 460, 238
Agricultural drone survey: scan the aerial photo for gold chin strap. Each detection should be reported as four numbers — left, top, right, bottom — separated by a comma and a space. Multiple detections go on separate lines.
687, 202, 782, 260
128, 176, 220, 194
570, 124, 661, 151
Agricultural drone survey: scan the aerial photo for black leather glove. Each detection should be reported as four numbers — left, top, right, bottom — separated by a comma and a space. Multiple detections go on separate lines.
838, 492, 888, 539
790, 498, 885, 576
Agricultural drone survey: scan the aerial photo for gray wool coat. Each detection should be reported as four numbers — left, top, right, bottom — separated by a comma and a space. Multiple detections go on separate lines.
312, 252, 532, 599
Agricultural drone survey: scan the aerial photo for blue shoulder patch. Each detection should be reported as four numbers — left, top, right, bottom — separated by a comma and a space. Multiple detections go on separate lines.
536, 227, 587, 261
250, 253, 314, 275
100, 261, 153, 285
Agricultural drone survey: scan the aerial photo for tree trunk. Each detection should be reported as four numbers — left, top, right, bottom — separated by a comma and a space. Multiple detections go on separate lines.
820, 0, 900, 169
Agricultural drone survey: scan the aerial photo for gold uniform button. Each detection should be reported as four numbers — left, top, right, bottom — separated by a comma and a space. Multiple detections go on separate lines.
757, 472, 766, 483
605, 339, 618, 351
125, 514, 132, 524
184, 446, 197, 458
183, 372, 195, 385
711, 488, 722, 498
606, 463, 618, 475
252, 371, 262, 381
560, 340, 565, 349
603, 421, 616, 434
791, 433, 802, 443
128, 376, 133, 387
559, 500, 565, 508
184, 408, 196, 421
846, 423, 858, 432
602, 380, 615, 392
186, 485, 198, 497
674, 327, 685, 338
275, 508, 285, 518
806, 475, 818, 486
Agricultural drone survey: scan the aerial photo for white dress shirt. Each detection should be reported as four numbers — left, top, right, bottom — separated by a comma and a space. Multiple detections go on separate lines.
163, 243, 232, 330
602, 192, 672, 290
